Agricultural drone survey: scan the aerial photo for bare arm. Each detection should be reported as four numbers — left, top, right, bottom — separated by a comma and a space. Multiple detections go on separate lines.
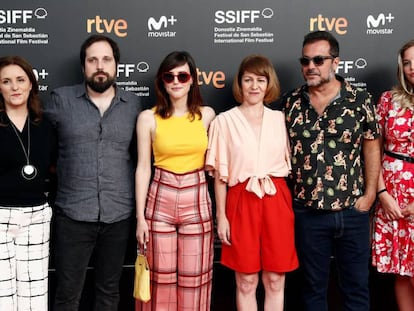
214, 172, 231, 245
135, 110, 155, 247
201, 106, 216, 130
355, 137, 381, 211
375, 135, 404, 219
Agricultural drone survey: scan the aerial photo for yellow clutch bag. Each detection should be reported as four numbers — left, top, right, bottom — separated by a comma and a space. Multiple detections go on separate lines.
133, 252, 151, 302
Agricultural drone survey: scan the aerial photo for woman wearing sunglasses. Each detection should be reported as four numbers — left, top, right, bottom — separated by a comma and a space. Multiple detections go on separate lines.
206, 55, 298, 311
135, 51, 215, 311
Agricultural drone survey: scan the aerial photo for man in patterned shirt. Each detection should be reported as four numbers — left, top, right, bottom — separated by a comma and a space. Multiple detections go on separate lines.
282, 31, 381, 310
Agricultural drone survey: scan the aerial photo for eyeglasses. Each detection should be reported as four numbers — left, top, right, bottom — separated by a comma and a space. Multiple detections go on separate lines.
162, 72, 192, 84
299, 55, 336, 66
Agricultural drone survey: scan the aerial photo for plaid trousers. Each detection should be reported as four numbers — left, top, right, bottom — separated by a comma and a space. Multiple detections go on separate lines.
137, 168, 214, 311
0, 203, 52, 311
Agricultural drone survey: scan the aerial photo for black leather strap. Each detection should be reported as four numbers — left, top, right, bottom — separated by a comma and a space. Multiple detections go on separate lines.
384, 150, 414, 164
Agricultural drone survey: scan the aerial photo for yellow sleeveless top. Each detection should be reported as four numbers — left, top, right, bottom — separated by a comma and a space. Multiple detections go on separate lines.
152, 112, 208, 174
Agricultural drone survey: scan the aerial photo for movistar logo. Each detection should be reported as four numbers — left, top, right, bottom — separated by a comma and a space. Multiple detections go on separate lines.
366, 13, 394, 28
147, 15, 177, 30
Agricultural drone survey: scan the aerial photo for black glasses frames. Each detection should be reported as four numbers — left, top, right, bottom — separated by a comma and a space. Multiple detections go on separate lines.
299, 55, 336, 66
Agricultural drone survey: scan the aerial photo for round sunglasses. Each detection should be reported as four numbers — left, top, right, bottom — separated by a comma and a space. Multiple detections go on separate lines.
162, 72, 192, 84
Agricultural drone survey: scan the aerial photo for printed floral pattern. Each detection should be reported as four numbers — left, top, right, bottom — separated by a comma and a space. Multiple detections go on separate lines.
372, 91, 414, 276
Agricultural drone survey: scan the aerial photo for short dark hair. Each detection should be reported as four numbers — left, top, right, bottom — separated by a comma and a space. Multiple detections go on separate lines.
303, 31, 339, 57
79, 35, 120, 68
232, 54, 280, 104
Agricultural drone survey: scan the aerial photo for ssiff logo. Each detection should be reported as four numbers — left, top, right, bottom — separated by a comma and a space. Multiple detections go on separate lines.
117, 62, 150, 78
336, 58, 368, 89
336, 58, 368, 74
0, 8, 47, 24
214, 8, 274, 24
147, 15, 177, 38
366, 13, 394, 35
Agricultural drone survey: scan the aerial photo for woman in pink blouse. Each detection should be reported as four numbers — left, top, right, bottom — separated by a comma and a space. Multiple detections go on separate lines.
206, 55, 298, 311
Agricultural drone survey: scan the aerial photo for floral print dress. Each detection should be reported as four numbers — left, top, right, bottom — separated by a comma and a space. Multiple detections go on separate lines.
372, 91, 414, 276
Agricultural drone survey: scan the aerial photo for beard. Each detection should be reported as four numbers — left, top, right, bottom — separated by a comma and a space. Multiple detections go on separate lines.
85, 71, 116, 93
305, 68, 335, 87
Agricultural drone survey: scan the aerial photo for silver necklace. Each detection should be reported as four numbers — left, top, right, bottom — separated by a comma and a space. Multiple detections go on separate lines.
10, 117, 38, 180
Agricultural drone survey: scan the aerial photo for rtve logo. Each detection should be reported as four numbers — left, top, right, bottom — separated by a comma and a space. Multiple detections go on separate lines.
147, 16, 177, 30
87, 16, 128, 37
309, 14, 348, 35
196, 68, 225, 89
366, 13, 394, 28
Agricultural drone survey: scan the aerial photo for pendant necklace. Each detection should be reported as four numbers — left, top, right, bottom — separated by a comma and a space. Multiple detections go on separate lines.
10, 117, 38, 180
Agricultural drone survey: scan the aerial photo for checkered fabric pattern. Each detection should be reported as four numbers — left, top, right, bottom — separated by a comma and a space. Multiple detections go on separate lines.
137, 168, 214, 311
0, 203, 51, 311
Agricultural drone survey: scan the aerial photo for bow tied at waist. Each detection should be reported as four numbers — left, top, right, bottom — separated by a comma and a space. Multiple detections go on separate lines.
245, 175, 276, 198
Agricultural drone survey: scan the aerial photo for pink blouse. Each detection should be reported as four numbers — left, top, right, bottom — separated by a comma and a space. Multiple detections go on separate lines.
205, 106, 291, 198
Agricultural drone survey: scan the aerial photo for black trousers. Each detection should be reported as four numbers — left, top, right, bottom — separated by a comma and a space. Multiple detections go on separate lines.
52, 212, 131, 311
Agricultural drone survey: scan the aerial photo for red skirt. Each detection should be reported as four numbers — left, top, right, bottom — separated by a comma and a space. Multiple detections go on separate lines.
221, 177, 298, 273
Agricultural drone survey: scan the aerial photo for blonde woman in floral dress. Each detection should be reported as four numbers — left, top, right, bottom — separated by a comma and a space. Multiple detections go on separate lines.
372, 40, 414, 311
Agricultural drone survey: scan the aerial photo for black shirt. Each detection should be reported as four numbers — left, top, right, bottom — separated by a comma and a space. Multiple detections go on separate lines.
0, 112, 55, 206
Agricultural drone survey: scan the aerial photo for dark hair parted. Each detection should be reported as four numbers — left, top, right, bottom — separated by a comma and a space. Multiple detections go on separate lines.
303, 31, 340, 58
0, 55, 41, 125
79, 34, 120, 68
232, 54, 281, 104
154, 51, 203, 120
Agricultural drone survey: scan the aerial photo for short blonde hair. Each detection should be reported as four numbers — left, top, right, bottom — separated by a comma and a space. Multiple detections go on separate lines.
232, 55, 280, 104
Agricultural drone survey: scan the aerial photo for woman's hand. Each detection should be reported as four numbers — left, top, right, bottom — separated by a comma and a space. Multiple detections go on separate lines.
217, 216, 231, 246
401, 201, 414, 218
378, 192, 404, 220
136, 219, 149, 249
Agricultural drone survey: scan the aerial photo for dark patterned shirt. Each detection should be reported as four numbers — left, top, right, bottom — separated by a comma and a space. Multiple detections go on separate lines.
283, 76, 380, 210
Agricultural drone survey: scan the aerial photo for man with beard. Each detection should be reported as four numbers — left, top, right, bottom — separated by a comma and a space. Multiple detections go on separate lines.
281, 31, 381, 310
44, 35, 142, 310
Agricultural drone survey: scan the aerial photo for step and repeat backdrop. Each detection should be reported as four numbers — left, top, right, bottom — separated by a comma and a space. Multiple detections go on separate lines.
2, 0, 413, 112
1, 1, 412, 308
2, 0, 414, 261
